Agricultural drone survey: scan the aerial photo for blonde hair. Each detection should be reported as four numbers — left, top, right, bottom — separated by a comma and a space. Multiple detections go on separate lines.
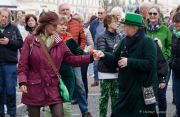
147, 5, 162, 21
73, 13, 83, 23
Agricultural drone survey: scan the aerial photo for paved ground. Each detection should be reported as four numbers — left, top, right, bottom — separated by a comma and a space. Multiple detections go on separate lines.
4, 76, 176, 117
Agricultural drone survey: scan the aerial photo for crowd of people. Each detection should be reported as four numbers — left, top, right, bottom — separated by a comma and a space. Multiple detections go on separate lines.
0, 1, 180, 117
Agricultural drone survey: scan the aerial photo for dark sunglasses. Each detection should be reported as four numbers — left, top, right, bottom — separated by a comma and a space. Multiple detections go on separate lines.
98, 12, 103, 15
148, 12, 158, 16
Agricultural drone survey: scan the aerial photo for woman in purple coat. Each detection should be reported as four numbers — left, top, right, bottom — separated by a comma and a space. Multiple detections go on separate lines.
18, 11, 93, 117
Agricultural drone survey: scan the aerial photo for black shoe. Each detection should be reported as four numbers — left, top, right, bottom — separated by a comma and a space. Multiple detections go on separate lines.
172, 98, 176, 105
91, 81, 99, 87
0, 114, 4, 117
82, 112, 92, 117
10, 115, 16, 117
71, 99, 78, 105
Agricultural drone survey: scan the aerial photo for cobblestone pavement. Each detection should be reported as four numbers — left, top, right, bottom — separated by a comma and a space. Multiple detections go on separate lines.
4, 77, 176, 117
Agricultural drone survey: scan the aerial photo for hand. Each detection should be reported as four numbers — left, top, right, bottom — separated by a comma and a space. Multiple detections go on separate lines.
159, 83, 166, 89
0, 37, 9, 45
118, 57, 127, 68
20, 85, 28, 93
93, 50, 104, 61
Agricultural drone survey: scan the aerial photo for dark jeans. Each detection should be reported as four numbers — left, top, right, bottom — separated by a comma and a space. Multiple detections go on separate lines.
93, 61, 99, 81
173, 72, 180, 117
158, 87, 167, 117
28, 104, 63, 117
81, 65, 89, 99
73, 67, 88, 113
158, 67, 172, 117
0, 65, 17, 116
172, 70, 176, 103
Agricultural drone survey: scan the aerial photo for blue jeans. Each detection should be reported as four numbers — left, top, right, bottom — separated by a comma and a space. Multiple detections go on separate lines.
0, 64, 17, 115
73, 67, 88, 113
173, 72, 180, 117
87, 63, 94, 78
93, 61, 99, 81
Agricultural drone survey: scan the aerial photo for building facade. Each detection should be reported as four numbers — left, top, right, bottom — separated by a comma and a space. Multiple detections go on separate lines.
15, 0, 101, 21
17, 0, 59, 15
59, 0, 101, 21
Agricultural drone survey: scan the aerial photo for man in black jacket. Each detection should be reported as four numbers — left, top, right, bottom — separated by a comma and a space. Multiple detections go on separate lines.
0, 9, 23, 117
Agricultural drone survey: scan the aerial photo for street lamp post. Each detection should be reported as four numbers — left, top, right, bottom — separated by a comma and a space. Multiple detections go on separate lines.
103, 0, 108, 11
155, 0, 158, 4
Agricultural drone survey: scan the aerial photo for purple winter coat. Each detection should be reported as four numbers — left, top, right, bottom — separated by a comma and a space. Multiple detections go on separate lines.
18, 34, 91, 106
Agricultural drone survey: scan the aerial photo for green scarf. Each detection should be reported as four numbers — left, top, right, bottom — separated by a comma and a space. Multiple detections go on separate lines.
40, 34, 56, 48
173, 27, 180, 38
0, 28, 4, 32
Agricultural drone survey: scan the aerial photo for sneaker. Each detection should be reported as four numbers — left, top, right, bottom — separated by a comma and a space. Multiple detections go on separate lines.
82, 112, 92, 117
71, 99, 78, 105
91, 81, 99, 87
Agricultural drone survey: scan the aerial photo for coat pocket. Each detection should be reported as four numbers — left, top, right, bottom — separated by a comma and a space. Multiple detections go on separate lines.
27, 79, 42, 99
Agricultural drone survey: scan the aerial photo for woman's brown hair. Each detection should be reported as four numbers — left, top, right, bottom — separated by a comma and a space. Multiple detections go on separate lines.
173, 12, 180, 23
25, 14, 37, 25
175, 5, 180, 13
103, 15, 118, 29
34, 11, 59, 36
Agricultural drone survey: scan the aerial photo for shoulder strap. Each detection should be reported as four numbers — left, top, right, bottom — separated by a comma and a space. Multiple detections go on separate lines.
37, 36, 60, 79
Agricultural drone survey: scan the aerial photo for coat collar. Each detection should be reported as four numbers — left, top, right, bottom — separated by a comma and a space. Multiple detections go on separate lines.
34, 33, 62, 43
33, 33, 63, 48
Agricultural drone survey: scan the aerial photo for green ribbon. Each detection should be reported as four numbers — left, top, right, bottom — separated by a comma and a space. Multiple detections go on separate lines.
173, 27, 180, 38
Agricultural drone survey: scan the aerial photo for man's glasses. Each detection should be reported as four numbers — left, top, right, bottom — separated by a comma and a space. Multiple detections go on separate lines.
98, 12, 103, 15
148, 12, 158, 16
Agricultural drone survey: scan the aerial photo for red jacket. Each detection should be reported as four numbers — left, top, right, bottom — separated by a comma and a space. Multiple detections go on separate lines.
18, 34, 91, 106
67, 18, 86, 49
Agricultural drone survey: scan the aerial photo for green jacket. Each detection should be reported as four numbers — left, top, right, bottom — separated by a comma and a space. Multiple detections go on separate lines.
145, 22, 172, 61
60, 38, 85, 100
102, 30, 158, 117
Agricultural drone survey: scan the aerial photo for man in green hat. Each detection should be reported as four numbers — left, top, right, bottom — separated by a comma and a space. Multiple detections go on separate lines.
94, 12, 158, 117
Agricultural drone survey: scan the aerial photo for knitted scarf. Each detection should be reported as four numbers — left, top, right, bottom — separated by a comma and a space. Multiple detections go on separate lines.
40, 33, 60, 48
147, 22, 160, 32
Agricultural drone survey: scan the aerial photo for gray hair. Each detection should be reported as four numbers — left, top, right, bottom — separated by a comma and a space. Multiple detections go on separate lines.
0, 8, 12, 22
58, 3, 71, 13
139, 2, 153, 11
111, 7, 123, 15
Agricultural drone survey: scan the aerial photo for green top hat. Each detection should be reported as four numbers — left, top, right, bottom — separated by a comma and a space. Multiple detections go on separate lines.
120, 13, 144, 27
